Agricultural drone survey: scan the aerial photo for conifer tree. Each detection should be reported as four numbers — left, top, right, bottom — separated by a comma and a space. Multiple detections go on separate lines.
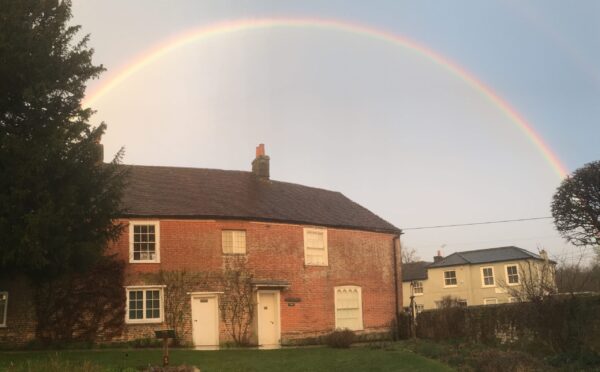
0, 0, 125, 279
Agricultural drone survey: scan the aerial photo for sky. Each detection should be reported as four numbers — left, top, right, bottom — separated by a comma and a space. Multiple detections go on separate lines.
71, 0, 600, 265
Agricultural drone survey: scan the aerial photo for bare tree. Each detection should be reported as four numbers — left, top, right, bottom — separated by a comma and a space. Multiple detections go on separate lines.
402, 246, 420, 264
498, 258, 557, 302
159, 270, 208, 345
219, 257, 255, 345
555, 249, 600, 294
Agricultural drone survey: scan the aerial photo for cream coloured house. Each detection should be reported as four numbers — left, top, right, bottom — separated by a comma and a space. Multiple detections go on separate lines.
402, 246, 556, 311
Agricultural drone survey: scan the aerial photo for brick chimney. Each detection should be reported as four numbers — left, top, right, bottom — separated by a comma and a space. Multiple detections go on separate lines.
433, 250, 443, 263
252, 144, 270, 180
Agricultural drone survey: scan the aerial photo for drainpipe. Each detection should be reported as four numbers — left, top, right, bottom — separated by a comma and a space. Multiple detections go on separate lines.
392, 235, 401, 336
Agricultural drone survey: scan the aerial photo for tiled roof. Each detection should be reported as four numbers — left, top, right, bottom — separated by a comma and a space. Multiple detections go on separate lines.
402, 261, 432, 281
120, 165, 400, 234
428, 246, 553, 268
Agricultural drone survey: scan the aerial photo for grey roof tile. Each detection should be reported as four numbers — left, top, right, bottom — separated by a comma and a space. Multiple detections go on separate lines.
402, 261, 432, 281
428, 246, 550, 268
119, 164, 400, 234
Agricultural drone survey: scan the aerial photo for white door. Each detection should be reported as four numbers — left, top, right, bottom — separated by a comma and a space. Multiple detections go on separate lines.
257, 291, 280, 346
191, 295, 219, 347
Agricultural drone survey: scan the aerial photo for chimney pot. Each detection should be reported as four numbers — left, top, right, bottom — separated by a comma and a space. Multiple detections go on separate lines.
433, 250, 444, 263
256, 144, 265, 157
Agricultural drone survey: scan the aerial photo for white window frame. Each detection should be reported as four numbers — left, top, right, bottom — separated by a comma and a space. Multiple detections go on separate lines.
412, 281, 424, 296
443, 270, 458, 287
480, 266, 495, 287
505, 264, 520, 285
303, 227, 328, 266
416, 304, 424, 313
483, 298, 498, 305
129, 221, 160, 263
125, 285, 165, 324
221, 230, 247, 254
0, 292, 7, 327
334, 286, 363, 331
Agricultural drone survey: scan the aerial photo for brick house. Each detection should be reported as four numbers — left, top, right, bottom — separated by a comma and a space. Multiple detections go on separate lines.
0, 145, 402, 347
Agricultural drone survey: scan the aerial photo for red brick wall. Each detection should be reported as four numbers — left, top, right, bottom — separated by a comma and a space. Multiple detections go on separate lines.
110, 219, 401, 344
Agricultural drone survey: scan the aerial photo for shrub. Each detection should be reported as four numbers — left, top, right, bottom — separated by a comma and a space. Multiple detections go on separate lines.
546, 351, 600, 370
416, 295, 600, 356
325, 329, 356, 348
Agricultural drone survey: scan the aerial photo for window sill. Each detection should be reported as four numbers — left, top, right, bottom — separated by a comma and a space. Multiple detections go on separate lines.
443, 285, 458, 288
125, 319, 163, 325
0, 325, 6, 328
481, 285, 496, 288
414, 293, 424, 296
305, 264, 328, 267
129, 260, 160, 264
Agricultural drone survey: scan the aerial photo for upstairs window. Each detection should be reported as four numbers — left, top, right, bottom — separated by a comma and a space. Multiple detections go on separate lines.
129, 221, 160, 263
0, 292, 7, 327
222, 230, 246, 254
304, 228, 328, 266
126, 286, 164, 323
412, 281, 424, 295
506, 265, 520, 284
444, 270, 457, 287
481, 267, 495, 287
334, 286, 363, 330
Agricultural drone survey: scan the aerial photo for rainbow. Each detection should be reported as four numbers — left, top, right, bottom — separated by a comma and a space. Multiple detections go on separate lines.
83, 17, 569, 179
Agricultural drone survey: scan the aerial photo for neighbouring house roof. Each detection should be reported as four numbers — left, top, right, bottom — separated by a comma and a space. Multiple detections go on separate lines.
428, 246, 555, 268
120, 164, 400, 234
402, 261, 432, 282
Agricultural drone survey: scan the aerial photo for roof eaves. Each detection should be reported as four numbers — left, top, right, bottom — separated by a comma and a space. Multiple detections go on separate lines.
118, 213, 402, 235
429, 257, 557, 268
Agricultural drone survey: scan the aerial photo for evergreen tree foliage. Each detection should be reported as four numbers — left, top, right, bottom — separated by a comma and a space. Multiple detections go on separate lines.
0, 0, 125, 280
552, 161, 600, 250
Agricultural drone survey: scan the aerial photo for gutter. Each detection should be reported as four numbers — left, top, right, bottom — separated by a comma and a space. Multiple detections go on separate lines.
120, 214, 401, 235
392, 235, 401, 334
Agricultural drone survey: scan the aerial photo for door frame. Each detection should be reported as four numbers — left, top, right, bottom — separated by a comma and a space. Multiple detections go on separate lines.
189, 292, 221, 347
256, 290, 281, 346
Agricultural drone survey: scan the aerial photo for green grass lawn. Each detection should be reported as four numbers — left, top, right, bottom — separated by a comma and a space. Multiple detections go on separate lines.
0, 345, 453, 372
